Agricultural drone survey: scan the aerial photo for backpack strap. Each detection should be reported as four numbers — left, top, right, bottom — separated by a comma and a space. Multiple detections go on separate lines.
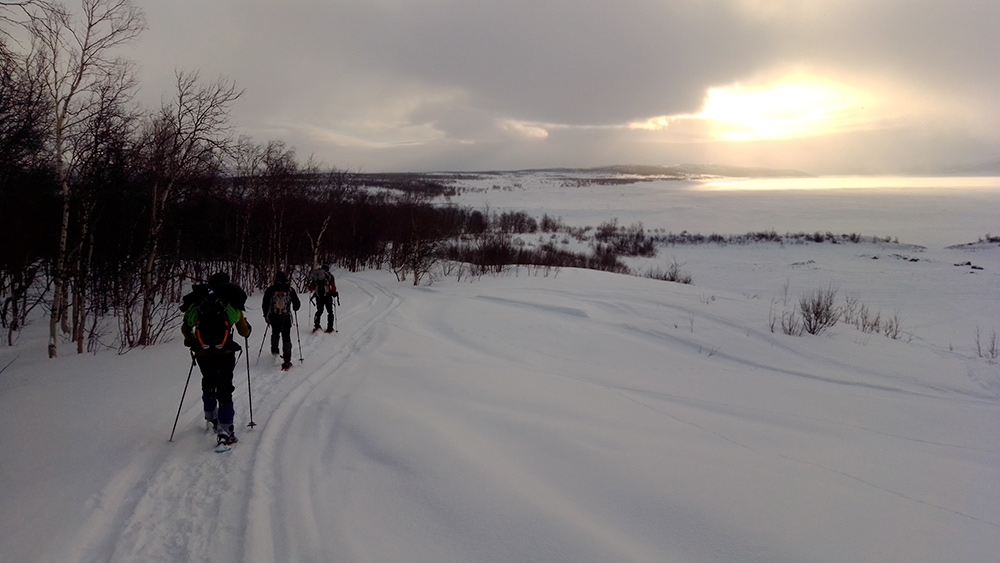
196, 315, 231, 350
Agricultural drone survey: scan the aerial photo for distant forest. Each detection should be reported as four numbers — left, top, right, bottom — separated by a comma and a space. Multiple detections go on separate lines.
0, 0, 815, 357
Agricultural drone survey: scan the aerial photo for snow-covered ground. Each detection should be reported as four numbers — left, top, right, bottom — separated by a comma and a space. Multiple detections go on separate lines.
2, 174, 999, 563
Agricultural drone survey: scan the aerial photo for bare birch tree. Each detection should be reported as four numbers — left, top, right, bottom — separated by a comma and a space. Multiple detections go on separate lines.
260, 140, 297, 282
26, 0, 144, 357
68, 65, 138, 352
306, 167, 355, 269
134, 70, 242, 346
1, 0, 45, 37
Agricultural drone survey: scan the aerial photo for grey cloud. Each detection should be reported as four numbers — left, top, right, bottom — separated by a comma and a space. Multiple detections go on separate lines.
127, 0, 1000, 172
321, 0, 779, 124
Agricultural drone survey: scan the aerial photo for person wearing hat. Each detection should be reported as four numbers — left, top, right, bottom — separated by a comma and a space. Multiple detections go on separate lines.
180, 272, 252, 445
262, 271, 301, 370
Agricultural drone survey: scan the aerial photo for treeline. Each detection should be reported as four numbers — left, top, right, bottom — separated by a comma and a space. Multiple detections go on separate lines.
0, 0, 482, 354
0, 1, 643, 356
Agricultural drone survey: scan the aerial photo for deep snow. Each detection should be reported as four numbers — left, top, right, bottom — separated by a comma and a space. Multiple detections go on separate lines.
2, 174, 999, 563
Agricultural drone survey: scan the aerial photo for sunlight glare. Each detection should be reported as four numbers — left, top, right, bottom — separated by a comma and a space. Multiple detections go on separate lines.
698, 81, 867, 141
629, 73, 878, 143
697, 176, 1000, 191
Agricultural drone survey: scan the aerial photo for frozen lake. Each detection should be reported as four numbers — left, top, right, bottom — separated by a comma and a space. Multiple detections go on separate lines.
442, 174, 1000, 249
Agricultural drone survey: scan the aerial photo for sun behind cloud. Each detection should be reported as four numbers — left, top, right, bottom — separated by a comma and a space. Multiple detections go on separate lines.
697, 80, 870, 141
631, 70, 879, 143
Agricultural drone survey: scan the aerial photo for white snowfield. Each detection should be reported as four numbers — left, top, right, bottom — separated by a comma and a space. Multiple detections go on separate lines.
1, 176, 1000, 563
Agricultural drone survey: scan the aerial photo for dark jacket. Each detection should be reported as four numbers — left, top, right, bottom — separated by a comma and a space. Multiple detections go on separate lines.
262, 282, 301, 319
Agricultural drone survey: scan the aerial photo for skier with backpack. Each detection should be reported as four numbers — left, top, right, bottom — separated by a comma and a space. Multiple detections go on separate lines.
261, 271, 301, 370
308, 264, 338, 332
180, 272, 252, 446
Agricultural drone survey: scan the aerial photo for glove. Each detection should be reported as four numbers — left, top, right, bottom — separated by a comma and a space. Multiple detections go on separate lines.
184, 337, 198, 348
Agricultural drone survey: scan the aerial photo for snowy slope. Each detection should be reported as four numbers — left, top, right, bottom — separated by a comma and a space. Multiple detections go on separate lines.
2, 175, 1000, 562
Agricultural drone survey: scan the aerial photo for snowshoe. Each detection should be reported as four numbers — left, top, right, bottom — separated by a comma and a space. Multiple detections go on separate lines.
281, 361, 292, 370
215, 433, 237, 453
217, 432, 238, 446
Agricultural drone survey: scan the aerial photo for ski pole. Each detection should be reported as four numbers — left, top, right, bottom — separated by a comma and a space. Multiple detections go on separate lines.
169, 352, 197, 442
293, 310, 303, 363
255, 322, 270, 363
244, 336, 256, 428
333, 303, 338, 332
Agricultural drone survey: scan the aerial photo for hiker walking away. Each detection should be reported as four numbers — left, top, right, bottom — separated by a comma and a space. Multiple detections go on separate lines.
262, 271, 301, 370
180, 272, 252, 446
309, 264, 338, 332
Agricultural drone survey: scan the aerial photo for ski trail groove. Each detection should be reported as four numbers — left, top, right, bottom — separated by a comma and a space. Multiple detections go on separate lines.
64, 274, 398, 563
243, 275, 401, 563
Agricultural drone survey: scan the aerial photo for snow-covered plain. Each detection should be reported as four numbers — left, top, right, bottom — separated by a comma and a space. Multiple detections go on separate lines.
2, 174, 999, 563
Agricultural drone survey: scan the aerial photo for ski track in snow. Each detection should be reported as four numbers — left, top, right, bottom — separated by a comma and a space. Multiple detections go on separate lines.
245, 275, 402, 562
63, 275, 401, 563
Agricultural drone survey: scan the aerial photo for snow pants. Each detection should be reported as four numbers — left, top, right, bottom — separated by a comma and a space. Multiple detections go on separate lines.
314, 294, 334, 330
268, 313, 293, 362
197, 352, 237, 428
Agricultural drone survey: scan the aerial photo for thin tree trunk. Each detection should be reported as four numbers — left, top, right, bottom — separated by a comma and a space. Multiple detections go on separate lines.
138, 177, 174, 346
72, 223, 95, 354
48, 172, 71, 357
137, 225, 162, 346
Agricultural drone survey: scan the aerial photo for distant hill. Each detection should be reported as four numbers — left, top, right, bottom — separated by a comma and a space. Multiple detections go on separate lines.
359, 164, 815, 184
586, 164, 813, 178
941, 158, 1000, 176
488, 164, 813, 178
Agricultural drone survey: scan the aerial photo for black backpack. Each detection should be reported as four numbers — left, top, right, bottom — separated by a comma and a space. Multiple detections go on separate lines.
183, 290, 234, 350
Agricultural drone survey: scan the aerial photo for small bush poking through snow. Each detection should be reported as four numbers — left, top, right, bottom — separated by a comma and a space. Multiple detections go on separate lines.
643, 259, 692, 284
799, 284, 839, 335
976, 326, 999, 362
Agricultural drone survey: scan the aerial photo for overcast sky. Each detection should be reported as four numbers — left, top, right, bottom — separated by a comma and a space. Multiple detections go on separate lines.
124, 0, 999, 174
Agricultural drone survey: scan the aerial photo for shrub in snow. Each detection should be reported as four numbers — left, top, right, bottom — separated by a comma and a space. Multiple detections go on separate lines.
799, 284, 839, 335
